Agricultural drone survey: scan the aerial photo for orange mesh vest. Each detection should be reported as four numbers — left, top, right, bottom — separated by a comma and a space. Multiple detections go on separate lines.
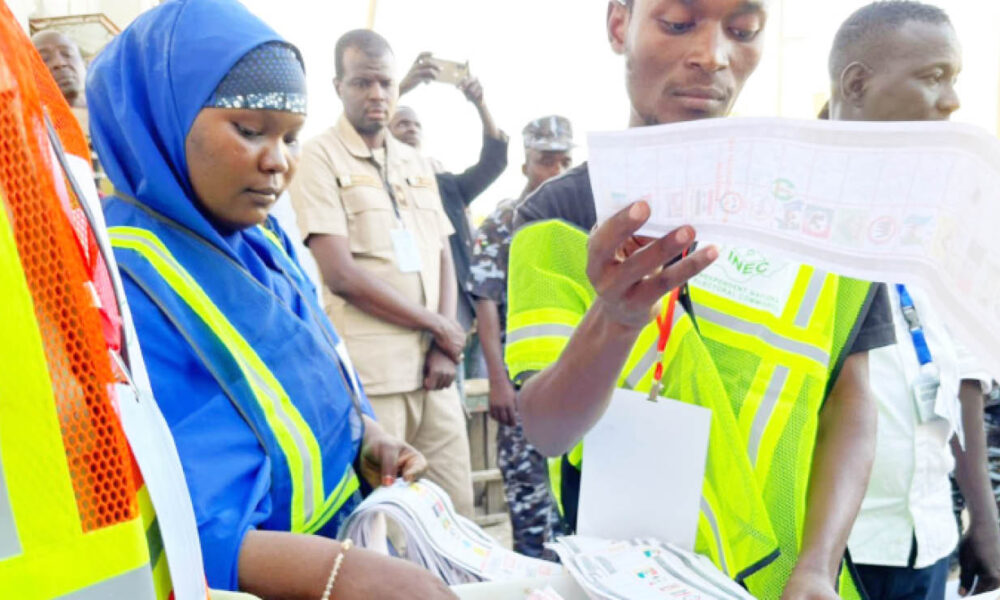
0, 5, 203, 598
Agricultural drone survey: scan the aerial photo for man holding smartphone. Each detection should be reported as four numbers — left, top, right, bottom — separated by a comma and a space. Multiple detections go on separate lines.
391, 58, 509, 340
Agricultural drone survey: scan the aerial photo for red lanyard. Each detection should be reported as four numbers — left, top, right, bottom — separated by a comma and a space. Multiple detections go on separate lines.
653, 287, 681, 383
648, 250, 688, 401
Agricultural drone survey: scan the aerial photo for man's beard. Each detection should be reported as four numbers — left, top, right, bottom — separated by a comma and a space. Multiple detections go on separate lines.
355, 120, 384, 136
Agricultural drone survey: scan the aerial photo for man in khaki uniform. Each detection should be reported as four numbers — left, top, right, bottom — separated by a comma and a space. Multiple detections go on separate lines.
289, 29, 473, 516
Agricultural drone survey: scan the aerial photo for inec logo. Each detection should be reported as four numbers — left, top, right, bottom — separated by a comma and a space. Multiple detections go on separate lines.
720, 247, 786, 282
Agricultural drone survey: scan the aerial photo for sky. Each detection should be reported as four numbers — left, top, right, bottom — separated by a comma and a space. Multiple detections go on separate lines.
240, 0, 1000, 220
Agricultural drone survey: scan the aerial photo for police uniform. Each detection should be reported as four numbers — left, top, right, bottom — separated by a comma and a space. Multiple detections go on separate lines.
466, 116, 574, 559
290, 115, 474, 517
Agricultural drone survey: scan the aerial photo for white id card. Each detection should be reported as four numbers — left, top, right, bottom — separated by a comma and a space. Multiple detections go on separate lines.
391, 228, 423, 273
578, 388, 711, 550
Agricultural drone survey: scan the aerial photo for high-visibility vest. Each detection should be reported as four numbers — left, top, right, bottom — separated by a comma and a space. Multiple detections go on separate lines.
107, 213, 363, 537
505, 220, 780, 583
688, 254, 873, 599
505, 220, 873, 599
0, 6, 207, 596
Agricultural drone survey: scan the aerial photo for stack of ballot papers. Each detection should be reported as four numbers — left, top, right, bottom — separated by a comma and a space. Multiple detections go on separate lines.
339, 479, 561, 585
525, 587, 568, 600
549, 536, 755, 600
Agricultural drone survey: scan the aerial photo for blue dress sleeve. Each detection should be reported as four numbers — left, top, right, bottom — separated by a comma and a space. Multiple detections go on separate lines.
122, 273, 274, 590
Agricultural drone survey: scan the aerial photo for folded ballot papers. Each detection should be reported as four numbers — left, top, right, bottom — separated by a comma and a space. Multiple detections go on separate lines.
338, 479, 561, 585
549, 536, 755, 600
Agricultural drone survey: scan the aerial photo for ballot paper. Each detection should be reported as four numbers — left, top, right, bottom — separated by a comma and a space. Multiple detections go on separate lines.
339, 479, 561, 585
577, 389, 711, 550
588, 118, 1000, 378
526, 587, 569, 600
549, 536, 755, 600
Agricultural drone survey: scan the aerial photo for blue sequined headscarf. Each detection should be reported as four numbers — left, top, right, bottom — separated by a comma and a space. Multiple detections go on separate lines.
205, 41, 307, 114
86, 1, 372, 587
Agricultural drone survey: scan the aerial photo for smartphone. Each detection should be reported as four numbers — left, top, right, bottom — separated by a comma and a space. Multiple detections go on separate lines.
425, 57, 470, 85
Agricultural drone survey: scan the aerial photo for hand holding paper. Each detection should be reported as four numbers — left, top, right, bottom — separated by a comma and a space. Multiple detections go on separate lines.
587, 202, 717, 331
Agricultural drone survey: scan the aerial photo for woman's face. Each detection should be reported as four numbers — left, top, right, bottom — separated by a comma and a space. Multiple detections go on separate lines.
185, 107, 305, 231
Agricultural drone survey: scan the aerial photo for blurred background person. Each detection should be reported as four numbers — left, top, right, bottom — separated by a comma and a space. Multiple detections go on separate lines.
466, 115, 572, 559
392, 57, 509, 383
828, 2, 1000, 598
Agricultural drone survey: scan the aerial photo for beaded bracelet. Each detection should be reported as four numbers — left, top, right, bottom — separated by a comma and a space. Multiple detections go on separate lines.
320, 539, 353, 600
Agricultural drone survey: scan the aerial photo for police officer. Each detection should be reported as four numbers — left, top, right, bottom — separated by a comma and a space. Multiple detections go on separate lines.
467, 116, 573, 559
290, 29, 474, 517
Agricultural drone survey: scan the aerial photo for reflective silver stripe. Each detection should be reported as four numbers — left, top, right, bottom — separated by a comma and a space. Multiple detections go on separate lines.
794, 270, 827, 329
505, 323, 576, 344
0, 451, 21, 559
747, 366, 791, 464
112, 231, 317, 524
625, 343, 658, 390
57, 564, 157, 600
693, 303, 830, 365
624, 306, 686, 389
700, 496, 729, 576
244, 366, 314, 522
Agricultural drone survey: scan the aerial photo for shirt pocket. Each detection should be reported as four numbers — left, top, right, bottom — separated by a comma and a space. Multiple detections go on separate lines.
339, 183, 396, 256
407, 183, 447, 252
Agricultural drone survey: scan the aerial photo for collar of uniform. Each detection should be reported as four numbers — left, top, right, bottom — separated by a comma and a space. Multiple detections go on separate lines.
334, 114, 415, 168
335, 114, 376, 159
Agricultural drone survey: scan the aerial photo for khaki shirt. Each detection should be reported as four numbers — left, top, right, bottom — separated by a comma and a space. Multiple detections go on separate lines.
289, 116, 453, 395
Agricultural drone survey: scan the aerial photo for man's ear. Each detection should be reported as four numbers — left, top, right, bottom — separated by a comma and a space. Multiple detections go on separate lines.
521, 163, 528, 177
607, 0, 629, 55
839, 61, 872, 106
333, 77, 343, 100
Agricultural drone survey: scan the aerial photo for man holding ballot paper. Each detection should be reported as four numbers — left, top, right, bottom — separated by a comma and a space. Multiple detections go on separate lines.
505, 0, 899, 598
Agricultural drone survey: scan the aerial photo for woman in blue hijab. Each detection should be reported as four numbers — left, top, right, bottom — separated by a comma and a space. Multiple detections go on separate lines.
86, 1, 457, 598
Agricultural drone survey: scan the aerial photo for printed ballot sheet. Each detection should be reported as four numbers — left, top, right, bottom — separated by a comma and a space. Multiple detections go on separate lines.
588, 118, 1000, 378
339, 479, 560, 585
549, 536, 755, 600
578, 389, 711, 551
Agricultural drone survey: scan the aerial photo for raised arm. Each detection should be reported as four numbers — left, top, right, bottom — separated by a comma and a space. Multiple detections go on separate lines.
451, 77, 508, 205
517, 202, 717, 456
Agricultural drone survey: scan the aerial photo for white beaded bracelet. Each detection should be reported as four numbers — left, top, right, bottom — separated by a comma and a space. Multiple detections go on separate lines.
320, 539, 353, 600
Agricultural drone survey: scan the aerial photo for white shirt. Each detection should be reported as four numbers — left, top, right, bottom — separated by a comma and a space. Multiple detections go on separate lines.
848, 284, 990, 568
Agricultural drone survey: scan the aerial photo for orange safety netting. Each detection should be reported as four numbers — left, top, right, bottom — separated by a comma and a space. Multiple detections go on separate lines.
0, 2, 137, 532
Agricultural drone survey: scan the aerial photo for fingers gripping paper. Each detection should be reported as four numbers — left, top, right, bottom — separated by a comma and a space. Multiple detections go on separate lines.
588, 118, 1000, 377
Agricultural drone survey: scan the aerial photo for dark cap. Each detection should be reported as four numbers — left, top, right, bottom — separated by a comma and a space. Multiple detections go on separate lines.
522, 115, 573, 152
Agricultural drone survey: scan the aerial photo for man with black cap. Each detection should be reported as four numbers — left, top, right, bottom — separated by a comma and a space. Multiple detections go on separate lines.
466, 115, 573, 559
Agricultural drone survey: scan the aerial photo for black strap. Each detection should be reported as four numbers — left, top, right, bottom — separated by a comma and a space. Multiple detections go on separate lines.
367, 154, 403, 222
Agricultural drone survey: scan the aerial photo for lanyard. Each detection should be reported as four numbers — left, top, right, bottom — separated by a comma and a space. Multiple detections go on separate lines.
647, 286, 681, 402
367, 153, 403, 223
896, 283, 933, 366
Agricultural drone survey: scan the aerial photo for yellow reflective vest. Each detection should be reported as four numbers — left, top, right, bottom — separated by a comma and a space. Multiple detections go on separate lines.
0, 8, 208, 594
506, 220, 874, 598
